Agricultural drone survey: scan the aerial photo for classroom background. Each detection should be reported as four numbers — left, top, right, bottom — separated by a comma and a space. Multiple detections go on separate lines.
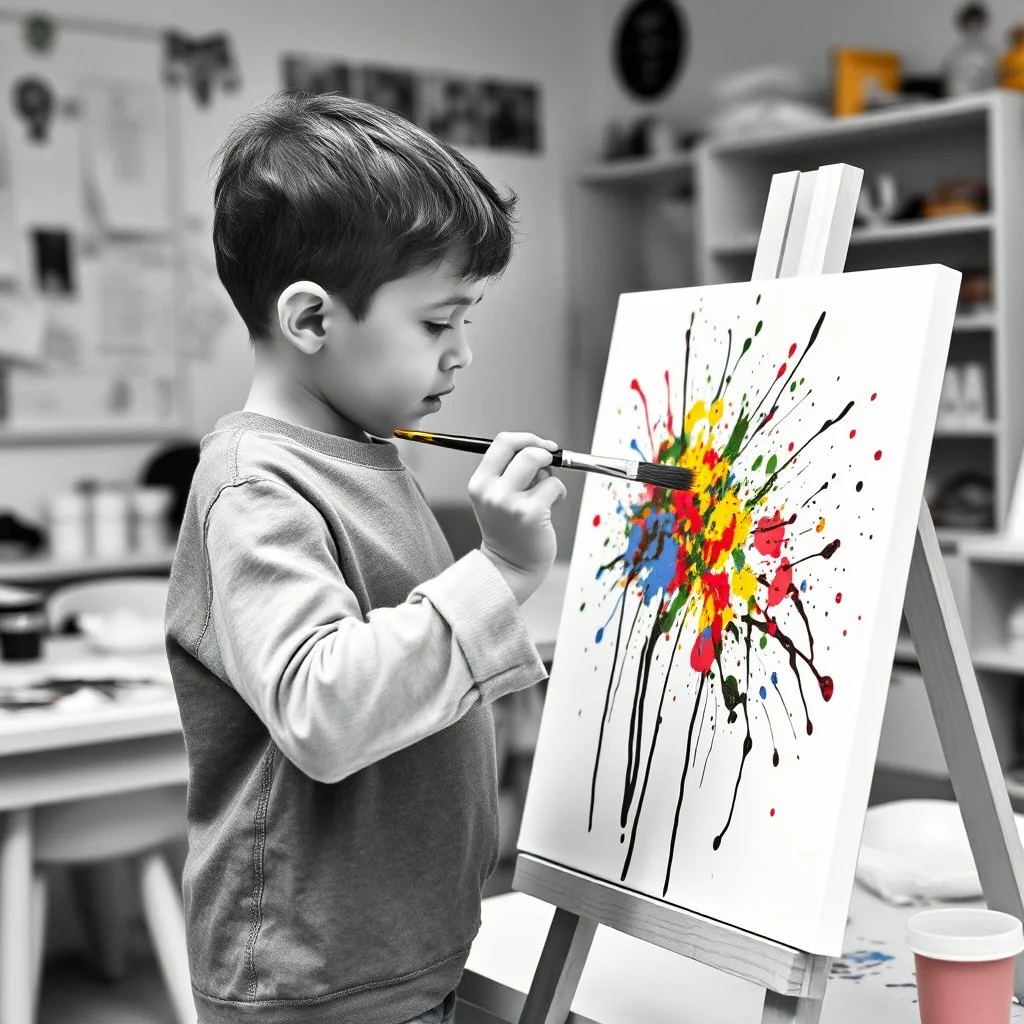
2, 1, 1024, 1021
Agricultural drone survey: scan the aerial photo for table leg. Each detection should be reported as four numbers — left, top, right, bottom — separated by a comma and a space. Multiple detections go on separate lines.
0, 809, 34, 1024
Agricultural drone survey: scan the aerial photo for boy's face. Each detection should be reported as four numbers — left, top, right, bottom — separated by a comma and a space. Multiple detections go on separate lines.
319, 255, 484, 438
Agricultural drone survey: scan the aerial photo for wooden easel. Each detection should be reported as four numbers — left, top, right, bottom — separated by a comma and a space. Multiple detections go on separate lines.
512, 163, 1024, 1024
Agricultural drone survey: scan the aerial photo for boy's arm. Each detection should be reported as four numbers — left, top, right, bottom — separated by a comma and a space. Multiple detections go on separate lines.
203, 477, 548, 783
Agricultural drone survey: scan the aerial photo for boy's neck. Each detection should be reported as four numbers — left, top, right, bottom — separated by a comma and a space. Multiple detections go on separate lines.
245, 344, 370, 442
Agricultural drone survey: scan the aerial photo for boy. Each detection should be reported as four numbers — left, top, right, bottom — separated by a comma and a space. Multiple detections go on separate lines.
165, 90, 566, 1024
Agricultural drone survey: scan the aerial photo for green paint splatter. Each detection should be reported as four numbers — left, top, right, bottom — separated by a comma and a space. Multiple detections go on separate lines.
755, 320, 763, 335
759, 635, 768, 650
751, 454, 763, 470
766, 454, 778, 474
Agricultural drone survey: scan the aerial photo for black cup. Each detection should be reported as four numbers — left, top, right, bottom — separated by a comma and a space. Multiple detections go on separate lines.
0, 585, 46, 661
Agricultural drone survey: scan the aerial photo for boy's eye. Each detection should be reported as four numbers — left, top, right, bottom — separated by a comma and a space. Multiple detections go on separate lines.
423, 320, 472, 337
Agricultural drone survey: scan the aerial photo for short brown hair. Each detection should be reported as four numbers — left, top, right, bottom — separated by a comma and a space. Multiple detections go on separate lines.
212, 91, 518, 338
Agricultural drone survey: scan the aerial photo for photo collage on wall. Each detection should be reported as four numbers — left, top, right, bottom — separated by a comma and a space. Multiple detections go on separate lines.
282, 55, 541, 153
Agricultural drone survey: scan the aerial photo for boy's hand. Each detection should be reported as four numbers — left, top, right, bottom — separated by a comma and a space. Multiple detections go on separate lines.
469, 432, 567, 605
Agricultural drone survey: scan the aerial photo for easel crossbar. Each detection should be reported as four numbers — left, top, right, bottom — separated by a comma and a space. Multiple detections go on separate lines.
514, 854, 829, 999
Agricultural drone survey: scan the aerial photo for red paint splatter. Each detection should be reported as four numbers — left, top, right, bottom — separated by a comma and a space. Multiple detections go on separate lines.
691, 621, 721, 672
788, 343, 797, 357
776, 362, 788, 380
874, 450, 883, 461
787, 441, 794, 452
664, 369, 674, 436
592, 514, 601, 527
849, 429, 856, 438
820, 676, 834, 701
767, 559, 793, 607
753, 514, 788, 558
835, 593, 843, 604
770, 808, 776, 817
630, 378, 655, 459
871, 392, 877, 401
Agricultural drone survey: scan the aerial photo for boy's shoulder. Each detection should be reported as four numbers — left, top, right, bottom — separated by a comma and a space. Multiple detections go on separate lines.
194, 413, 302, 494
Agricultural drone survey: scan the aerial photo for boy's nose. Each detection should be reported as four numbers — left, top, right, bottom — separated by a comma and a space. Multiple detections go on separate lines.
444, 331, 473, 371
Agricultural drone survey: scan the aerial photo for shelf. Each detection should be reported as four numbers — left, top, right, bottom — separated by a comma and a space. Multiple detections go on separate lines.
960, 536, 1024, 564
934, 419, 999, 438
0, 423, 189, 446
953, 311, 996, 332
706, 90, 1006, 157
0, 547, 177, 585
710, 213, 994, 256
577, 152, 694, 189
934, 526, 994, 548
972, 646, 1024, 675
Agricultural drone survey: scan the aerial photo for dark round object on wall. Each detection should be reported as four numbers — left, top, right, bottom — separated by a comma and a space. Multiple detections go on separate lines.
614, 0, 688, 100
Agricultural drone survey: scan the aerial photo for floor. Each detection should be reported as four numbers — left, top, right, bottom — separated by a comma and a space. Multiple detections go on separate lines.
40, 954, 176, 1024
37, 860, 518, 1023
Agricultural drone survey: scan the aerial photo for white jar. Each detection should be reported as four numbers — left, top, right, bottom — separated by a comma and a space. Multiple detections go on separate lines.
47, 491, 90, 562
130, 485, 173, 554
91, 488, 131, 558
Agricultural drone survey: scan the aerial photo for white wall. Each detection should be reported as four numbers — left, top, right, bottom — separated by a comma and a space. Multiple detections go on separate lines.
0, 0, 605, 548
598, 0, 1023, 133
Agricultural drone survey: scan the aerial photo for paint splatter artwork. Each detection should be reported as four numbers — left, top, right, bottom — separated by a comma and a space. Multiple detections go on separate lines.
518, 267, 960, 954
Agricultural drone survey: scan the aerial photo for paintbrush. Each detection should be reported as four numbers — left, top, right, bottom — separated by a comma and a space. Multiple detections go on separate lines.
393, 429, 694, 492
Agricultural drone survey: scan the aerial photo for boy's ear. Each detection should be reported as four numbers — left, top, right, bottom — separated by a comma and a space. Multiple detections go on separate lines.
277, 281, 333, 355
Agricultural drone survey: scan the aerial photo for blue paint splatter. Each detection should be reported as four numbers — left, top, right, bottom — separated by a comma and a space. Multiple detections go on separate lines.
800, 579, 808, 592
630, 438, 646, 460
771, 672, 778, 686
623, 510, 679, 606
759, 686, 767, 699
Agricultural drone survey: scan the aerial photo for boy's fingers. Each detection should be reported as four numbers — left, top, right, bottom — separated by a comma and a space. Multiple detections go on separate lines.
474, 432, 557, 481
500, 446, 555, 491
526, 475, 567, 508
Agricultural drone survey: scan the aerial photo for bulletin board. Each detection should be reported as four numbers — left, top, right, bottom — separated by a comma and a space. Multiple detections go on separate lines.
0, 12, 187, 439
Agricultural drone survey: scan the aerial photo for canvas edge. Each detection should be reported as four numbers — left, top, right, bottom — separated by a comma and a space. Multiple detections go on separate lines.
810, 263, 963, 954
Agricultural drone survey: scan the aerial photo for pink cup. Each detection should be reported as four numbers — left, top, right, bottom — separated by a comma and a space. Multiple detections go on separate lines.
906, 908, 1024, 1024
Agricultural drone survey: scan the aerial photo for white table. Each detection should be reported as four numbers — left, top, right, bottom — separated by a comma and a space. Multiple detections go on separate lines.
0, 639, 186, 1024
461, 886, 1024, 1023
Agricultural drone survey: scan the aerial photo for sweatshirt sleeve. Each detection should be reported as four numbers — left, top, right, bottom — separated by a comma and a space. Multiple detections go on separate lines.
203, 477, 548, 783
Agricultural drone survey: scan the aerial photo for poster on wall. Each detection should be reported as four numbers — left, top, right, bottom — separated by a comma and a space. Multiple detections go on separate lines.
7, 238, 180, 428
81, 77, 171, 232
282, 54, 542, 152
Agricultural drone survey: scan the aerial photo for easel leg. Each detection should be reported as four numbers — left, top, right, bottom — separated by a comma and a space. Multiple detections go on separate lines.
761, 989, 825, 1024
905, 500, 1024, 998
517, 908, 597, 1024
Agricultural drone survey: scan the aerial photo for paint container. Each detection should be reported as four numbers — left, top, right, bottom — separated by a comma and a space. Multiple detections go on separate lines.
91, 487, 131, 558
906, 907, 1024, 1024
130, 485, 173, 554
47, 490, 90, 561
0, 584, 46, 662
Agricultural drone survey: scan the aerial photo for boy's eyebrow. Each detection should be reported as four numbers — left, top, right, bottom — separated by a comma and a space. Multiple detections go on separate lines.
428, 294, 484, 308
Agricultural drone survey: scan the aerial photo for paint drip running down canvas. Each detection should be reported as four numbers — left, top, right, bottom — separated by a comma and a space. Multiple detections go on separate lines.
518, 266, 960, 955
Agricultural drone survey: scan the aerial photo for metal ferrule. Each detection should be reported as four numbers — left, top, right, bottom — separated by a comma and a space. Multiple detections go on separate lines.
560, 450, 639, 480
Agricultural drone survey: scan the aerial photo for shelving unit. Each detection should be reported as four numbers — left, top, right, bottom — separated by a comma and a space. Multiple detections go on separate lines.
697, 89, 1024, 547
0, 547, 176, 587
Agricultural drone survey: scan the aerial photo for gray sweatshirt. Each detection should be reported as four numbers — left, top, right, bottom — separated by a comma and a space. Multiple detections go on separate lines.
165, 411, 548, 1024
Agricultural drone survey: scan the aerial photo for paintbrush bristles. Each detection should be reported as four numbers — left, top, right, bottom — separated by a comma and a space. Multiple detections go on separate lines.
635, 462, 694, 492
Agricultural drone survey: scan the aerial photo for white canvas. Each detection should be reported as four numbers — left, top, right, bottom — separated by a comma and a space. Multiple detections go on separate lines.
518, 265, 960, 955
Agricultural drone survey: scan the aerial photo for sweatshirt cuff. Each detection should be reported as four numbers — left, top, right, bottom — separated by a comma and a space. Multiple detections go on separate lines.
413, 549, 548, 702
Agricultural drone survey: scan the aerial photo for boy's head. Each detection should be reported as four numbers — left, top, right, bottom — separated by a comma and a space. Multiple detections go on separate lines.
212, 91, 518, 437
